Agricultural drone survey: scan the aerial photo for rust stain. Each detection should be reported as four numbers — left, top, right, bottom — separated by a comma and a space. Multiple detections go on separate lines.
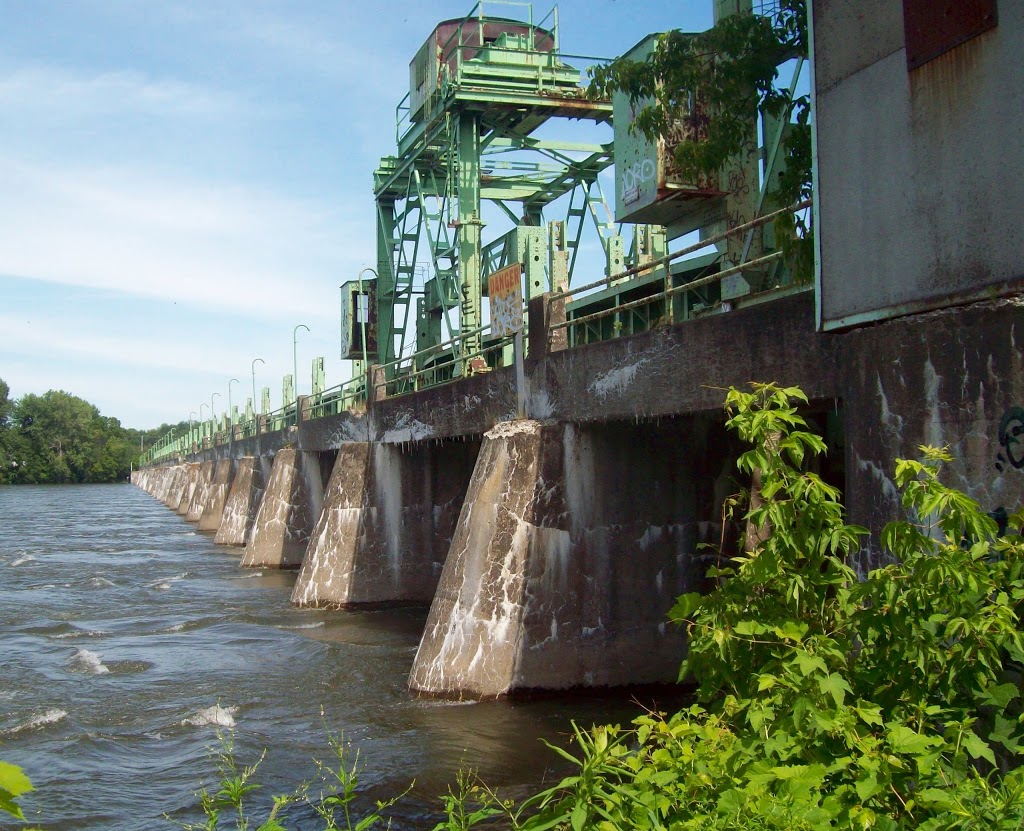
908, 24, 991, 122
904, 0, 997, 71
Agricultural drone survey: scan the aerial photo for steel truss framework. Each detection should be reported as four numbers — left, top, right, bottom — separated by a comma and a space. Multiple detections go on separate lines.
371, 2, 667, 379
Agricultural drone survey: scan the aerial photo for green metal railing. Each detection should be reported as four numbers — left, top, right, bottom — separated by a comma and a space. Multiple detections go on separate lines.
138, 375, 371, 468
552, 199, 812, 345
139, 200, 812, 468
371, 323, 517, 400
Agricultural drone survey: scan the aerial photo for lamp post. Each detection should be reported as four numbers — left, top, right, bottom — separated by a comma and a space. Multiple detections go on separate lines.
199, 403, 208, 443
228, 379, 239, 429
251, 358, 265, 417
211, 392, 221, 441
189, 411, 197, 448
293, 324, 310, 401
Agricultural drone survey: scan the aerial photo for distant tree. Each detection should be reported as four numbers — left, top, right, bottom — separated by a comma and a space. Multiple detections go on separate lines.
0, 379, 13, 483
0, 383, 178, 485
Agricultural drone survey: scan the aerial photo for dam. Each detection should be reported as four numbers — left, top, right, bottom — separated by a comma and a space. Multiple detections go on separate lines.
134, 0, 1024, 699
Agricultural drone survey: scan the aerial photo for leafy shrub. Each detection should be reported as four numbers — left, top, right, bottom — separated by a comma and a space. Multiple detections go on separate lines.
454, 383, 1024, 831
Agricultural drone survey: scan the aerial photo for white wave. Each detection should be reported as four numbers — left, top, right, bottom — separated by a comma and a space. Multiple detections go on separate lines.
85, 576, 116, 588
227, 572, 263, 579
53, 628, 106, 640
149, 572, 187, 591
182, 705, 238, 728
279, 621, 326, 630
10, 555, 37, 566
75, 648, 110, 675
4, 708, 68, 735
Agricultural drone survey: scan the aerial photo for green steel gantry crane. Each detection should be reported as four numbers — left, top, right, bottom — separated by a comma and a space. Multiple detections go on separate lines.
344, 1, 664, 383
340, 0, 804, 385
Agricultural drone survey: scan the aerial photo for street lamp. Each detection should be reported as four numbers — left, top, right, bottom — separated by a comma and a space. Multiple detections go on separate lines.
251, 358, 265, 417
211, 392, 221, 439
293, 324, 310, 401
189, 410, 197, 447
228, 379, 239, 430
199, 403, 208, 442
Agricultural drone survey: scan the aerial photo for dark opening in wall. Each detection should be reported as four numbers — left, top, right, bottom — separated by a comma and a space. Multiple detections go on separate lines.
903, 0, 998, 70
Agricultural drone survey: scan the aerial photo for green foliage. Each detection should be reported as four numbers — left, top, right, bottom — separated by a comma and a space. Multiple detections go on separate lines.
178, 728, 410, 831
446, 383, 1024, 831
0, 760, 33, 821
0, 378, 146, 484
589, 1, 813, 278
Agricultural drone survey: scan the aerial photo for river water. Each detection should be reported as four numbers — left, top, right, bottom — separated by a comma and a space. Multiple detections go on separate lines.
0, 484, 676, 830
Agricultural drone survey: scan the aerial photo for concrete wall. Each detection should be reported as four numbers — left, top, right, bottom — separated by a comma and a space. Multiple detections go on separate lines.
842, 295, 1024, 567
410, 415, 738, 698
812, 0, 1024, 328
292, 437, 480, 607
241, 449, 323, 569
372, 292, 841, 440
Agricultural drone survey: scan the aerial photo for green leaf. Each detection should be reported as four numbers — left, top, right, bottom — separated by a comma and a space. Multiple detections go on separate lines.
774, 621, 808, 642
355, 815, 381, 831
916, 788, 960, 812
669, 592, 704, 622
817, 673, 851, 707
886, 724, 941, 755
795, 652, 827, 677
0, 762, 33, 821
853, 704, 883, 727
570, 802, 587, 831
961, 731, 996, 765
979, 682, 1019, 710
855, 773, 881, 802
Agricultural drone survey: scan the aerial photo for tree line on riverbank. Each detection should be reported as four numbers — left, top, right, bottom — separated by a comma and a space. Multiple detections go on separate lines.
0, 378, 183, 485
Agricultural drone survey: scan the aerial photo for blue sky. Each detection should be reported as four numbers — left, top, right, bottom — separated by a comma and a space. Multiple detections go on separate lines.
0, 0, 712, 429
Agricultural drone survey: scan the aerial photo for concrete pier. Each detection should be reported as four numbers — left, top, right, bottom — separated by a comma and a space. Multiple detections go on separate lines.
177, 463, 200, 515
198, 458, 234, 533
164, 466, 188, 510
240, 449, 322, 569
215, 457, 265, 547
291, 438, 478, 607
408, 418, 716, 699
185, 461, 215, 523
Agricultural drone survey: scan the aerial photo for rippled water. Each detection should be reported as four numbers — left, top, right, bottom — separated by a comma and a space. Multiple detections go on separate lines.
0, 484, 676, 830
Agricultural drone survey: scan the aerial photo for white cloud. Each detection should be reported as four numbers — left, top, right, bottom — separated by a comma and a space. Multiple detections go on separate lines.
0, 157, 371, 320
0, 65, 243, 121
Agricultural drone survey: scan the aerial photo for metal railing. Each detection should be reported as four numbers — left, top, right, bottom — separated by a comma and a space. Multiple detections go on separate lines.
309, 378, 366, 420
140, 200, 812, 466
370, 323, 517, 400
551, 199, 812, 343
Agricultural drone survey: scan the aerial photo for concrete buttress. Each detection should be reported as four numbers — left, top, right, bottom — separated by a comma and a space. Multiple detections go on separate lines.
408, 419, 703, 699
186, 461, 216, 523
240, 449, 320, 569
198, 459, 235, 533
291, 438, 478, 607
177, 463, 201, 515
214, 457, 265, 546
164, 466, 188, 510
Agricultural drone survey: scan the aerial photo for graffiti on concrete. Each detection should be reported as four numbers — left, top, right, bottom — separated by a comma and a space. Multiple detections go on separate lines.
995, 406, 1024, 472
